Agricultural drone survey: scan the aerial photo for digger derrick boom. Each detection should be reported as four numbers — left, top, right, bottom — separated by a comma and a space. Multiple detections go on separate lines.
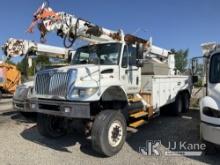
27, 2, 170, 59
2, 38, 71, 59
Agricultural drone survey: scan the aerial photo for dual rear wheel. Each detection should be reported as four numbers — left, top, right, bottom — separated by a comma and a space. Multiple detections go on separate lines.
171, 92, 190, 116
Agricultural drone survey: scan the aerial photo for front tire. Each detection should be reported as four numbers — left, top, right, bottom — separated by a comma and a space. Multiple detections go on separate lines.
37, 114, 66, 138
91, 110, 126, 157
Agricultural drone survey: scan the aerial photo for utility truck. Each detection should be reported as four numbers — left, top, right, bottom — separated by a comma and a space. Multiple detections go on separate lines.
3, 2, 192, 156
193, 42, 220, 150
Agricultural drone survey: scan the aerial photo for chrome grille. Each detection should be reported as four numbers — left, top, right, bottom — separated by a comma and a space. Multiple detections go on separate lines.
35, 71, 69, 97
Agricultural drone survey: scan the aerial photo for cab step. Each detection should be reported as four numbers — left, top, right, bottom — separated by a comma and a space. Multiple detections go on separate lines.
130, 111, 148, 118
128, 97, 142, 103
129, 119, 147, 128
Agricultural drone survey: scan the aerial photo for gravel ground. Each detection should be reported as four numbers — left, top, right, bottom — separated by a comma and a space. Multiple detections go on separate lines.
0, 98, 220, 165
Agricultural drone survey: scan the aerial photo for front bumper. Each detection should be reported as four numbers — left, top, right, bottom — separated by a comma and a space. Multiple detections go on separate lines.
13, 99, 32, 112
201, 122, 220, 145
30, 98, 91, 119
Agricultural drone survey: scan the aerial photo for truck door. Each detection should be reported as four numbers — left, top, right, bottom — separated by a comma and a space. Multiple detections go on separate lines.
120, 44, 141, 94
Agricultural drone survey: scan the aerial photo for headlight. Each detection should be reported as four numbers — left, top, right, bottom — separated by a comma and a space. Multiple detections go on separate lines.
14, 87, 28, 98
68, 87, 98, 99
27, 87, 34, 98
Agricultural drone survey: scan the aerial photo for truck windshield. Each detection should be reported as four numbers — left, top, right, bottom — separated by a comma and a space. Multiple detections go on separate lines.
210, 53, 220, 83
72, 43, 121, 65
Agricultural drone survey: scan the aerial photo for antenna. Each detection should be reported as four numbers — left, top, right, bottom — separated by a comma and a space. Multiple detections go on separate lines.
45, 0, 50, 7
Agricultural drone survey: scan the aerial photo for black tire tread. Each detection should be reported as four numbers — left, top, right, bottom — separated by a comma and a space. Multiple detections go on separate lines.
37, 114, 66, 138
182, 92, 190, 113
91, 110, 126, 157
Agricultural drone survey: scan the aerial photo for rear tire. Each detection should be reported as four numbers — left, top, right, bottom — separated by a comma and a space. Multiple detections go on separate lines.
91, 110, 126, 157
182, 92, 190, 113
171, 94, 183, 116
37, 114, 66, 138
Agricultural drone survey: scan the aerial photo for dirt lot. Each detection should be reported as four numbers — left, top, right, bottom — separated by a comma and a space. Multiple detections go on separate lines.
0, 98, 220, 165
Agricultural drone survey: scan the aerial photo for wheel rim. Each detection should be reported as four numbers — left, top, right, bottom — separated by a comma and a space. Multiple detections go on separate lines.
108, 120, 123, 147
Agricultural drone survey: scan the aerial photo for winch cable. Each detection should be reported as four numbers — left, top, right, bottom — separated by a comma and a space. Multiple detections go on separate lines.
63, 18, 80, 48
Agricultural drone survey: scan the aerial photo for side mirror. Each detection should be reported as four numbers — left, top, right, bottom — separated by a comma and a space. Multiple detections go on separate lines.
68, 51, 75, 63
136, 43, 144, 60
136, 43, 144, 68
192, 58, 198, 75
192, 75, 198, 84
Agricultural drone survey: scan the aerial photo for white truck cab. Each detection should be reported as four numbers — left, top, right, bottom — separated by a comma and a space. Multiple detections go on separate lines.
196, 43, 220, 146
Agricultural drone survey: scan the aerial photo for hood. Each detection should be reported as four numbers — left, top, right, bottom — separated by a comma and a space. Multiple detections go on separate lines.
34, 64, 119, 100
48, 64, 117, 81
50, 64, 111, 72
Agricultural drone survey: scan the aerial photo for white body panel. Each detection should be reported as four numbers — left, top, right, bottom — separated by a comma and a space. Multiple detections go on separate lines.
200, 96, 220, 125
141, 75, 191, 111
200, 122, 220, 145
33, 62, 191, 108
199, 44, 220, 145
200, 95, 220, 145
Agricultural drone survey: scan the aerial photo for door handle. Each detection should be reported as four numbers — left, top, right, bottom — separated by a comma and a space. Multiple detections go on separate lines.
125, 68, 138, 74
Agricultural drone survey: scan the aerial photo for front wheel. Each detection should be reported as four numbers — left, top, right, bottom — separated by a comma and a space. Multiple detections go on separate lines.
37, 114, 66, 138
91, 110, 126, 157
